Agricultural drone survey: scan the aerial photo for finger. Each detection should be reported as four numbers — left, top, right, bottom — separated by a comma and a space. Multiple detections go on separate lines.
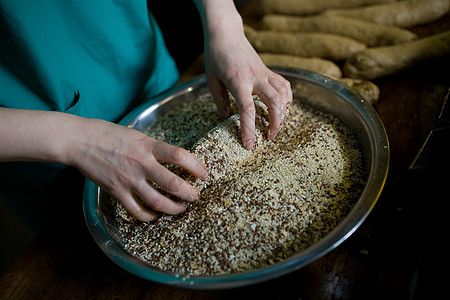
135, 180, 187, 215
152, 141, 208, 180
146, 162, 200, 202
256, 75, 292, 140
234, 93, 256, 150
255, 82, 284, 140
269, 75, 292, 125
212, 77, 256, 149
209, 75, 233, 118
119, 193, 158, 222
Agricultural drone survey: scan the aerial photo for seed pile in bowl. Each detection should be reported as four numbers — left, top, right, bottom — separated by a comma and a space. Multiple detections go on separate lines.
115, 91, 367, 276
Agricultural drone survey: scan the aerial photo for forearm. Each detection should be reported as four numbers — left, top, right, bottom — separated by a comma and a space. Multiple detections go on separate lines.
0, 107, 83, 165
193, 0, 243, 40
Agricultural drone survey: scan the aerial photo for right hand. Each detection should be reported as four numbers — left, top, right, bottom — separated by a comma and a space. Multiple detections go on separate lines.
1, 108, 206, 222
68, 118, 208, 222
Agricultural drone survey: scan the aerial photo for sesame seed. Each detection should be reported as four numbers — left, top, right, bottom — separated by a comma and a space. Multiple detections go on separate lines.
115, 92, 367, 276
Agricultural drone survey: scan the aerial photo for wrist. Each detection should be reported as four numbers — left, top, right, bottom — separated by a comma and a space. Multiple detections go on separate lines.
55, 114, 89, 167
0, 108, 84, 165
60, 116, 108, 169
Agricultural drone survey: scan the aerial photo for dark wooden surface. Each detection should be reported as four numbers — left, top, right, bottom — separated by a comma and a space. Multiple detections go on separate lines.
1, 11, 449, 300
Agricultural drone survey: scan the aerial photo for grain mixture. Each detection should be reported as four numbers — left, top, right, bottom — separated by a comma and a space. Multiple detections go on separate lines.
115, 91, 367, 276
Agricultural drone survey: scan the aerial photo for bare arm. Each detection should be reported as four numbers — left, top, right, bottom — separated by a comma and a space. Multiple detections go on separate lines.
0, 108, 207, 221
193, 0, 292, 149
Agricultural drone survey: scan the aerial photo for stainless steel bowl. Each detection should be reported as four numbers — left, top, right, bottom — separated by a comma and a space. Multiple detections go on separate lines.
83, 68, 389, 289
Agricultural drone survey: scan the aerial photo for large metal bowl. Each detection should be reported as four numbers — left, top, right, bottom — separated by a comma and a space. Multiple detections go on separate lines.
83, 68, 389, 289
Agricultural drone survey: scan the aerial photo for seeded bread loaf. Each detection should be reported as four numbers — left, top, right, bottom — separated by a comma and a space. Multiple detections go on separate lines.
116, 101, 271, 222
174, 103, 271, 192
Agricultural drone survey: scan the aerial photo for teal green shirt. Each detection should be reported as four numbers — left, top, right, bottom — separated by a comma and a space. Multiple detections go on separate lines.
0, 0, 179, 122
0, 0, 180, 230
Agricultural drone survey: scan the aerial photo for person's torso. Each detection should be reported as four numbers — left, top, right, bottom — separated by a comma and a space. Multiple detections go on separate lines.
0, 0, 179, 122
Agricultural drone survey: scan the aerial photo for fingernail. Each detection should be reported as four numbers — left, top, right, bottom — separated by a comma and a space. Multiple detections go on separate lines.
244, 139, 254, 150
201, 169, 209, 180
269, 129, 277, 141
147, 214, 158, 222
174, 203, 186, 215
191, 188, 200, 201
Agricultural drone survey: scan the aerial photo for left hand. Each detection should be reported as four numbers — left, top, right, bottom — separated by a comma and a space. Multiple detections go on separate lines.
195, 0, 293, 150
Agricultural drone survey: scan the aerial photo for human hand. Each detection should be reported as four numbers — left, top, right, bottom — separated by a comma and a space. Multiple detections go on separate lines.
198, 1, 292, 149
0, 109, 207, 222
68, 119, 208, 222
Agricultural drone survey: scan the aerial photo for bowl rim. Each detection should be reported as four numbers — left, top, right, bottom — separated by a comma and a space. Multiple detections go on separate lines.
83, 67, 389, 289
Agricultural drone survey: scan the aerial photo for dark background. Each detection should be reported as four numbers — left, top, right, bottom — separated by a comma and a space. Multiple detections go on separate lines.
148, 1, 204, 74
148, 1, 249, 74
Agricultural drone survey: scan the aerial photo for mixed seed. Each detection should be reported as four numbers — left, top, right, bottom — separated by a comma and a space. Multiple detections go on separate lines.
115, 91, 367, 276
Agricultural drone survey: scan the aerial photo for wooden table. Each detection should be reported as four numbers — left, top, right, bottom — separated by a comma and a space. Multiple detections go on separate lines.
1, 12, 449, 300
